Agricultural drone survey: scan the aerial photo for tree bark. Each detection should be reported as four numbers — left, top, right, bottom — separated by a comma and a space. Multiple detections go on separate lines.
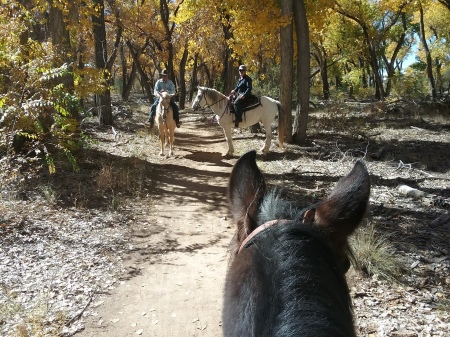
159, 0, 182, 81
92, 0, 112, 125
419, 4, 437, 100
312, 42, 330, 100
292, 0, 310, 144
121, 44, 138, 101
280, 0, 293, 145
221, 12, 235, 94
126, 40, 153, 101
189, 53, 199, 102
179, 42, 189, 109
383, 13, 407, 97
48, 0, 75, 97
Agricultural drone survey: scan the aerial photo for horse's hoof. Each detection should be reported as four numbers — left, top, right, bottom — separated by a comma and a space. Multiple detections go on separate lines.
159, 152, 164, 156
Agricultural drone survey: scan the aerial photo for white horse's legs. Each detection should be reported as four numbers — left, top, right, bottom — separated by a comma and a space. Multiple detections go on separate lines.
223, 126, 234, 155
260, 121, 272, 154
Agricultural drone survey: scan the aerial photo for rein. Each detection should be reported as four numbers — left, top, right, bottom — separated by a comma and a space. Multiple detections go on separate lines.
197, 89, 231, 123
159, 105, 171, 125
238, 219, 290, 254
200, 88, 229, 109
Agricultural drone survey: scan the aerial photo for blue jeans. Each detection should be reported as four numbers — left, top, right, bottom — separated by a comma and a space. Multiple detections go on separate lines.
149, 97, 179, 122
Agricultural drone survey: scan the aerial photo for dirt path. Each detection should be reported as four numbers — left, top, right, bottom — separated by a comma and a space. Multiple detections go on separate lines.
78, 119, 238, 337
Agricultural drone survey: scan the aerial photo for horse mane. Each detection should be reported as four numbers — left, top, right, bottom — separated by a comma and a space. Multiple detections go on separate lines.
203, 87, 226, 102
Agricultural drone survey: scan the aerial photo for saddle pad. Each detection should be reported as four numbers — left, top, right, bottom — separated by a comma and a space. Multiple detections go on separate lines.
230, 95, 261, 113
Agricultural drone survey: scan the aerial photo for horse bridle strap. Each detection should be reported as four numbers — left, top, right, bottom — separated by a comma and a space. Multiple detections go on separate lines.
238, 219, 290, 254
199, 89, 229, 110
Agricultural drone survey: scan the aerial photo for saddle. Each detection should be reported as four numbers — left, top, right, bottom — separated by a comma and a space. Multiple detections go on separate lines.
230, 95, 261, 126
230, 95, 261, 114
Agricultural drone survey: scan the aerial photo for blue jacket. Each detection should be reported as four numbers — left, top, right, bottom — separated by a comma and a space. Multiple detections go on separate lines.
154, 79, 176, 96
234, 74, 252, 97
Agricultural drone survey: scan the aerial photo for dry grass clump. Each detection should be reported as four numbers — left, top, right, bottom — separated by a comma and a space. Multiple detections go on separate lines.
350, 221, 404, 283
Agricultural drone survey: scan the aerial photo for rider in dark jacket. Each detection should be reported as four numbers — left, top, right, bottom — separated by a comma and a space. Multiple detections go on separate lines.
231, 65, 252, 123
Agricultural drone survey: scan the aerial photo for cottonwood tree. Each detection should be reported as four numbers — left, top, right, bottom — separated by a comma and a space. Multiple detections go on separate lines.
279, 0, 294, 145
334, 0, 414, 100
292, 0, 310, 144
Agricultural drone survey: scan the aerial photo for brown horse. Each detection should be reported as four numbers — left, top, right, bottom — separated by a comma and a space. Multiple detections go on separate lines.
155, 91, 176, 156
223, 150, 370, 336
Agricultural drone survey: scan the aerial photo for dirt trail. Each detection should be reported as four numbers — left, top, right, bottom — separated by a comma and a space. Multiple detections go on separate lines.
77, 119, 238, 337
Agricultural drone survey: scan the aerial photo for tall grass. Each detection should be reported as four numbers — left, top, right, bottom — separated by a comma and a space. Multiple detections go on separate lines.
350, 222, 404, 283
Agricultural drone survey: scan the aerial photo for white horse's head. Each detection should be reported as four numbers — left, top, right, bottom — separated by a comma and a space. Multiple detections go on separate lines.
192, 87, 207, 111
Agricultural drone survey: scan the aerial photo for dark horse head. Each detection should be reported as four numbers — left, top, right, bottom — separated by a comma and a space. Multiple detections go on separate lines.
222, 150, 370, 337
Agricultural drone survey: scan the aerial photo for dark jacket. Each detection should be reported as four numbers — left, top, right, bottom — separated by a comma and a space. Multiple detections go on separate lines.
234, 74, 252, 97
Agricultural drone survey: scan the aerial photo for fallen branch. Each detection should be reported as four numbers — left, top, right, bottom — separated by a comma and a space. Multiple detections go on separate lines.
111, 126, 120, 140
65, 293, 94, 327
410, 126, 427, 131
392, 160, 450, 180
430, 213, 450, 228
397, 185, 430, 199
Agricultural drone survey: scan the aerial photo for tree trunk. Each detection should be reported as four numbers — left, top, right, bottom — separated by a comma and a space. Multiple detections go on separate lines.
384, 13, 407, 97
189, 53, 199, 102
92, 0, 112, 125
313, 43, 330, 100
280, 0, 293, 145
126, 40, 153, 101
122, 54, 138, 101
419, 4, 437, 100
292, 0, 310, 145
367, 37, 385, 100
220, 9, 235, 94
178, 42, 189, 109
160, 0, 175, 80
48, 0, 76, 101
435, 59, 442, 95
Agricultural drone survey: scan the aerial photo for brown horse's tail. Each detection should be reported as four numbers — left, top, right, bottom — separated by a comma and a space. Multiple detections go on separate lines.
276, 101, 285, 150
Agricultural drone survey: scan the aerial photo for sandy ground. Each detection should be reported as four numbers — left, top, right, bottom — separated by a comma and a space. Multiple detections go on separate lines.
77, 119, 239, 337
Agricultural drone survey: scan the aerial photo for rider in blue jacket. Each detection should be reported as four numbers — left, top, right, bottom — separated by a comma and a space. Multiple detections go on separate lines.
147, 69, 180, 128
231, 65, 252, 123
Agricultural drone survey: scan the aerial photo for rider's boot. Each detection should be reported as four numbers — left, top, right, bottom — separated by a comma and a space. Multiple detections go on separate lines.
146, 116, 154, 128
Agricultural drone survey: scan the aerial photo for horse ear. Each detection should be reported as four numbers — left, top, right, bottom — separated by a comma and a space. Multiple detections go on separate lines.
229, 150, 266, 242
305, 160, 370, 249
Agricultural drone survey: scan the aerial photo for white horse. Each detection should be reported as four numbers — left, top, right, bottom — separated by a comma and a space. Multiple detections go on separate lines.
155, 91, 176, 156
192, 87, 284, 155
